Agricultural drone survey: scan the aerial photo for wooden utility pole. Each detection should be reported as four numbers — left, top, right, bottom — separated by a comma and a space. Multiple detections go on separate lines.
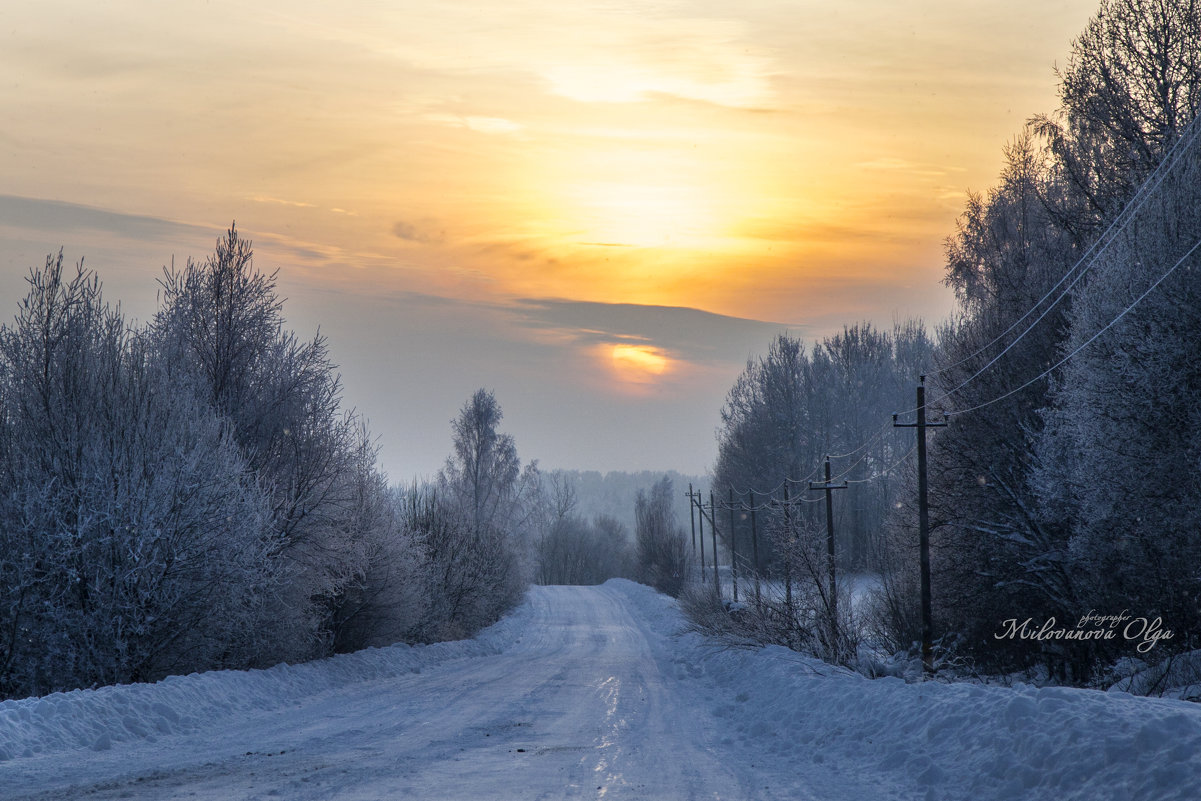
728, 488, 738, 602
809, 456, 847, 655
709, 491, 719, 594
894, 376, 947, 676
749, 490, 760, 604
696, 491, 706, 582
782, 484, 792, 609
687, 484, 698, 555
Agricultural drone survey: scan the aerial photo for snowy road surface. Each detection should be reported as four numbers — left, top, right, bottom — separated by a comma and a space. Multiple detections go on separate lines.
4, 580, 1201, 800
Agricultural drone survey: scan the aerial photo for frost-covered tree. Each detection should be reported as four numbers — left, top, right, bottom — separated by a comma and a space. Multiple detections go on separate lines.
0, 255, 273, 698
911, 0, 1201, 676
635, 477, 690, 597
1033, 131, 1201, 665
153, 227, 376, 660
325, 441, 427, 653
535, 514, 633, 586
439, 388, 541, 577
439, 388, 540, 538
0, 232, 430, 698
822, 324, 927, 567
715, 335, 813, 495
920, 136, 1078, 672
400, 485, 523, 641
713, 325, 930, 576
154, 227, 354, 541
398, 389, 540, 641
1033, 0, 1201, 237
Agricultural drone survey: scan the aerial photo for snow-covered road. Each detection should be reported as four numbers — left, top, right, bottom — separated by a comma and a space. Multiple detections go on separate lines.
4, 580, 1201, 800
0, 583, 857, 800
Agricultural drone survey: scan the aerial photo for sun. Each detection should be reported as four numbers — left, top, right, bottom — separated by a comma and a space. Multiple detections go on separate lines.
606, 344, 670, 388
568, 182, 721, 248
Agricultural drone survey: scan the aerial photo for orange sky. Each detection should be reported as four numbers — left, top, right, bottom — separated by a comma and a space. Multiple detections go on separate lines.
0, 0, 1099, 479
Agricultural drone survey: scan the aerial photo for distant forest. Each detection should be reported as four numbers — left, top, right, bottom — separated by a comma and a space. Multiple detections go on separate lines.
543, 469, 705, 538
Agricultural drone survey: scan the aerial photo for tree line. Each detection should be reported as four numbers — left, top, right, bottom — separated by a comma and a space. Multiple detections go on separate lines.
0, 230, 528, 700
0, 226, 699, 700
920, 0, 1201, 681
707, 0, 1201, 684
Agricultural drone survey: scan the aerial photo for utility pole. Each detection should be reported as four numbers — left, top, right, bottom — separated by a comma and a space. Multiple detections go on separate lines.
894, 376, 947, 676
782, 484, 792, 609
749, 490, 760, 604
696, 491, 706, 582
809, 456, 847, 656
728, 488, 738, 602
687, 483, 697, 555
709, 491, 719, 595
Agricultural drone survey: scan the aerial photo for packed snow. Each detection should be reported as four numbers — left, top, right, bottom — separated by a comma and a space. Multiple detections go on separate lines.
2, 580, 1199, 800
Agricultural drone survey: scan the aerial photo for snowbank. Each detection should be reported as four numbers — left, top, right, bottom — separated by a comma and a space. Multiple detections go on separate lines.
0, 601, 530, 762
615, 579, 1201, 801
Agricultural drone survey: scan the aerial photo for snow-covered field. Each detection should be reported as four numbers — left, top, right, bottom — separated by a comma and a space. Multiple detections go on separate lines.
2, 580, 1199, 800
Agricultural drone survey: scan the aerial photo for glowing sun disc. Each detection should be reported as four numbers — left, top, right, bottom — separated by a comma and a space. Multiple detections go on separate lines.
610, 344, 669, 381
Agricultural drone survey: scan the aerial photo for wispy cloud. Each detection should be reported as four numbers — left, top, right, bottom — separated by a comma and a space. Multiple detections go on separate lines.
248, 196, 317, 208
855, 157, 948, 178
423, 114, 525, 136
392, 219, 446, 245
509, 298, 801, 367
0, 194, 213, 243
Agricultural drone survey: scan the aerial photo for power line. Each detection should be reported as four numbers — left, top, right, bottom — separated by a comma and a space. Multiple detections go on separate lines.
927, 112, 1201, 386
719, 117, 1201, 511
844, 443, 918, 484
947, 236, 1201, 418
725, 459, 836, 500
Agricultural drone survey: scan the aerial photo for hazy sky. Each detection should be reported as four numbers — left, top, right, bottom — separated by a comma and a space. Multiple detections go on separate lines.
1, 0, 1097, 481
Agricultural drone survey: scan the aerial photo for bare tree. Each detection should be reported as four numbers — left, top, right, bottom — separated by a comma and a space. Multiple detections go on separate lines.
1033, 0, 1201, 236
535, 514, 632, 586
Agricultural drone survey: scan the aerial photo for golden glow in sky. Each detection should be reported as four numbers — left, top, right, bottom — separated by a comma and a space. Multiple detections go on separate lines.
608, 344, 672, 389
0, 0, 1101, 475
1, 1, 1097, 316
566, 181, 722, 249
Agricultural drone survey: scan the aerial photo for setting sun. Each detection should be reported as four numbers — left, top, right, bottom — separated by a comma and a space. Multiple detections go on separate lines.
608, 343, 670, 384
566, 182, 723, 248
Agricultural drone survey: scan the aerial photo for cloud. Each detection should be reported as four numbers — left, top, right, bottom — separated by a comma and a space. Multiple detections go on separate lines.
472, 238, 559, 265
0, 194, 213, 244
855, 157, 949, 178
423, 113, 525, 135
248, 195, 316, 208
304, 1, 778, 110
509, 298, 802, 366
465, 116, 523, 135
392, 219, 445, 245
267, 287, 770, 477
